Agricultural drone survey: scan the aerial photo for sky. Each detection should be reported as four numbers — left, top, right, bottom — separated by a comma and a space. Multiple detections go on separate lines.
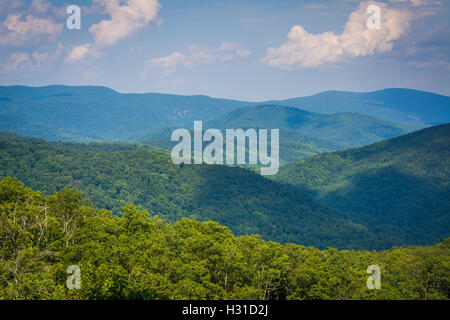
0, 0, 449, 101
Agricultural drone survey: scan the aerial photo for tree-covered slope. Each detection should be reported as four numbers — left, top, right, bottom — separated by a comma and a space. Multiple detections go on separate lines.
1, 178, 448, 300
273, 124, 450, 247
139, 126, 345, 165
0, 132, 379, 250
205, 105, 424, 148
139, 105, 424, 164
269, 88, 450, 124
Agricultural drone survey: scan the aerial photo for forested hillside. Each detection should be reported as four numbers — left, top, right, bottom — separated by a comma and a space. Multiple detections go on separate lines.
205, 105, 424, 148
140, 127, 345, 165
139, 105, 424, 164
1, 178, 448, 300
273, 124, 450, 247
0, 132, 378, 250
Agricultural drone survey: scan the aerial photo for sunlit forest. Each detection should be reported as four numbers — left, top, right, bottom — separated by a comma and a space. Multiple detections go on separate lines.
1, 177, 448, 300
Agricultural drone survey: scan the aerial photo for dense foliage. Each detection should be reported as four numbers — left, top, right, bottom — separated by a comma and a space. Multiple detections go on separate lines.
0, 133, 379, 250
274, 124, 450, 247
0, 177, 448, 300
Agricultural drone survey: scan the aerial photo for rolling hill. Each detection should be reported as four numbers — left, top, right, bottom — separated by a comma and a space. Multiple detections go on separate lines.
139, 126, 346, 165
0, 86, 446, 143
0, 85, 254, 142
140, 105, 425, 164
0, 132, 381, 250
205, 105, 424, 148
273, 124, 450, 247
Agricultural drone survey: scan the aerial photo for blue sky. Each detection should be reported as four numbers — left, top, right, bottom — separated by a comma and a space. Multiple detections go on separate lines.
0, 0, 449, 100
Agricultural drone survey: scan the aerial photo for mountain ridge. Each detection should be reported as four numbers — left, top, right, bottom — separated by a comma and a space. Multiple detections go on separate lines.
0, 131, 380, 250
0, 85, 447, 143
272, 123, 450, 247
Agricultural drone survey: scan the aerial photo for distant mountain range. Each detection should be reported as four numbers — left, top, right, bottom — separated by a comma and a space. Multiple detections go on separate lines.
140, 105, 425, 164
0, 85, 253, 142
273, 124, 450, 247
0, 86, 448, 143
267, 88, 450, 124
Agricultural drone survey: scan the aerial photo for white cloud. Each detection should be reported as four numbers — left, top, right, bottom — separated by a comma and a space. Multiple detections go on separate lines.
262, 1, 413, 68
2, 52, 30, 72
145, 42, 251, 75
90, 0, 161, 47
66, 0, 161, 62
147, 52, 186, 68
65, 43, 102, 63
0, 13, 63, 47
1, 51, 49, 72
66, 43, 94, 62
146, 52, 185, 75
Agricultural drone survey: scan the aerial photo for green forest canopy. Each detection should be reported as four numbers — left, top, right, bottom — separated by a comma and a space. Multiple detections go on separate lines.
1, 177, 449, 300
273, 123, 450, 248
0, 132, 382, 250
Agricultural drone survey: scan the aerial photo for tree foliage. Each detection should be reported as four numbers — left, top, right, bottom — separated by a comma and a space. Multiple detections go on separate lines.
0, 178, 449, 300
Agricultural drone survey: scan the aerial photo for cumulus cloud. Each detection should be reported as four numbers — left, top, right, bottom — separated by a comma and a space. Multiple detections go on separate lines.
1, 51, 49, 72
145, 42, 251, 75
66, 43, 96, 62
262, 1, 413, 68
67, 0, 161, 62
89, 0, 161, 47
0, 13, 63, 47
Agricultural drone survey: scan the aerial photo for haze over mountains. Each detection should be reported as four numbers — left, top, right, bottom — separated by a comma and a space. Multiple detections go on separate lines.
0, 86, 447, 144
267, 89, 450, 125
0, 85, 253, 142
